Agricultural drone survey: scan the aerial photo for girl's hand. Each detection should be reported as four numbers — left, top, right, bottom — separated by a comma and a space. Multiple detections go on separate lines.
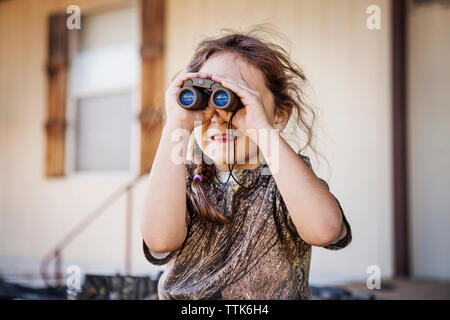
210, 74, 273, 137
165, 72, 216, 131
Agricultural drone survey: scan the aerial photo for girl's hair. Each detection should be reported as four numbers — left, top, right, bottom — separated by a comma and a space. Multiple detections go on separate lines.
185, 26, 317, 225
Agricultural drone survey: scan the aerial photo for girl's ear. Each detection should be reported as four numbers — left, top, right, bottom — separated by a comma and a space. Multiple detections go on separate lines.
272, 107, 292, 131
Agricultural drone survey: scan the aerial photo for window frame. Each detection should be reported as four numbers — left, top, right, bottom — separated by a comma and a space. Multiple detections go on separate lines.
64, 2, 141, 178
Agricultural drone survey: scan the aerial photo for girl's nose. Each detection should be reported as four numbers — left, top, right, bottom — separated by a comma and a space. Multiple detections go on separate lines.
211, 110, 227, 124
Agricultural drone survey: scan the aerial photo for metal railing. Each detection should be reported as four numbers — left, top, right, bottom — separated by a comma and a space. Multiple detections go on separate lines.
40, 166, 151, 288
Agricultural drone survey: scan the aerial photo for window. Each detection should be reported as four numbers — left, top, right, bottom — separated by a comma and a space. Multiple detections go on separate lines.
66, 4, 140, 174
75, 93, 132, 171
44, 0, 165, 177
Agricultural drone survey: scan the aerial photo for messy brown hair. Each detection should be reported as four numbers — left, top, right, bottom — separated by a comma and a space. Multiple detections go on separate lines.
185, 26, 318, 225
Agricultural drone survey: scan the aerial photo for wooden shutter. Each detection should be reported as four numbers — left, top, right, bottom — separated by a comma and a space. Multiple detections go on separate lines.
44, 13, 69, 177
138, 0, 165, 175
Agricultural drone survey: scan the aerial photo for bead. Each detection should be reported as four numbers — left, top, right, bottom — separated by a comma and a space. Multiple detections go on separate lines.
193, 174, 203, 182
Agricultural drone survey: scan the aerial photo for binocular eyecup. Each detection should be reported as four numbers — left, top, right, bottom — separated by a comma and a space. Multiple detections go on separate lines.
177, 78, 243, 113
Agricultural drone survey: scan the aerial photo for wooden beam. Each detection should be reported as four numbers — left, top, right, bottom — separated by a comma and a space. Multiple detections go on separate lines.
392, 0, 410, 278
139, 0, 166, 175
45, 13, 69, 177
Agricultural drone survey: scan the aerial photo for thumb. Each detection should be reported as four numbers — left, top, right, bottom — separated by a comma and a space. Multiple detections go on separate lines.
202, 105, 216, 122
230, 108, 246, 128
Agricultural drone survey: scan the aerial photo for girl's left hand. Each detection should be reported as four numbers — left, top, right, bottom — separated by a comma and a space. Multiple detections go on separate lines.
210, 74, 273, 137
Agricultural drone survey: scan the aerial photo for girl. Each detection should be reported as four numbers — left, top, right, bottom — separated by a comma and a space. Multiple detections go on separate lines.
140, 29, 352, 300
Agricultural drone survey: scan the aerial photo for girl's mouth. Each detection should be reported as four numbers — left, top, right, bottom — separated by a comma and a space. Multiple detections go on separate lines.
211, 134, 238, 143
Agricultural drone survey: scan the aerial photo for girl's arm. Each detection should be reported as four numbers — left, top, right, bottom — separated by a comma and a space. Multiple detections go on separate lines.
140, 72, 215, 254
259, 128, 344, 247
140, 120, 191, 253
207, 73, 346, 248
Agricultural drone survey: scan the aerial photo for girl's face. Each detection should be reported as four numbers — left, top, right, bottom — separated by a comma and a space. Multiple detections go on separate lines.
194, 52, 278, 172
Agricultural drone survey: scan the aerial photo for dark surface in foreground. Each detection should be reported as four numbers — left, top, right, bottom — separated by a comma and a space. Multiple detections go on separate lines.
1, 273, 377, 300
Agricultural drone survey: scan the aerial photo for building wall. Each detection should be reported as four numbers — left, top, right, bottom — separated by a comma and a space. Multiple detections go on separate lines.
0, 0, 154, 279
1, 0, 394, 284
408, 2, 450, 280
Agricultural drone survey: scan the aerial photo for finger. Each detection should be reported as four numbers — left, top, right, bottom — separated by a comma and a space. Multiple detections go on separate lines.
211, 74, 259, 96
211, 74, 244, 86
217, 78, 259, 106
202, 104, 216, 118
198, 72, 212, 78
215, 109, 231, 122
210, 74, 249, 87
172, 72, 201, 88
166, 72, 202, 95
233, 82, 260, 96
227, 108, 246, 130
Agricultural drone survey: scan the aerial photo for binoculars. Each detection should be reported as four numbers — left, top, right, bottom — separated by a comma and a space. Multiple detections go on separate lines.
177, 78, 243, 112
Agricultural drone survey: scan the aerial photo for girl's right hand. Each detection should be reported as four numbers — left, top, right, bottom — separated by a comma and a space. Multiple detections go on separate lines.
165, 72, 216, 131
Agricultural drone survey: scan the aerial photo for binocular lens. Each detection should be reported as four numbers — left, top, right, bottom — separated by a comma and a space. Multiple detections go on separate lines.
177, 78, 242, 112
180, 90, 195, 106
213, 91, 229, 107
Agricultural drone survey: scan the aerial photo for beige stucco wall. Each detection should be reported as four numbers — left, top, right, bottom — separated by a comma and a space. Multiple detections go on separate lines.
1, 0, 394, 285
0, 0, 153, 279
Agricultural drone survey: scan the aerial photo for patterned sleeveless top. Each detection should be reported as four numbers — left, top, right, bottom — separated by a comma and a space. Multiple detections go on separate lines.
142, 152, 352, 300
